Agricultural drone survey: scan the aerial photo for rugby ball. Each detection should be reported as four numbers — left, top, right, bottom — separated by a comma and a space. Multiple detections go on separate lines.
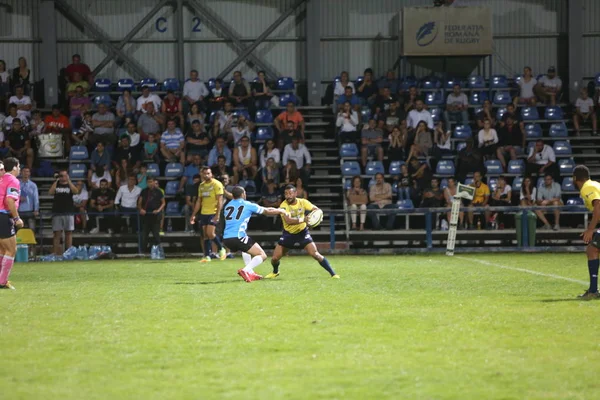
307, 209, 324, 228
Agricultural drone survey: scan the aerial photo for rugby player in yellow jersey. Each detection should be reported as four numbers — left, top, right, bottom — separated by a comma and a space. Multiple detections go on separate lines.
574, 165, 600, 299
265, 184, 339, 279
190, 166, 227, 262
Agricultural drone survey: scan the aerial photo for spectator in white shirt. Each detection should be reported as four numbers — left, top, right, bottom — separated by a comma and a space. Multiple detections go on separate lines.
334, 71, 355, 98
8, 85, 32, 120
534, 66, 562, 106
526, 139, 558, 178
477, 118, 499, 157
444, 84, 469, 127
259, 138, 280, 169
89, 166, 112, 190
115, 175, 142, 233
573, 88, 596, 136
407, 99, 434, 130
136, 86, 162, 114
283, 136, 311, 173
183, 69, 209, 113
335, 101, 359, 143
515, 66, 537, 106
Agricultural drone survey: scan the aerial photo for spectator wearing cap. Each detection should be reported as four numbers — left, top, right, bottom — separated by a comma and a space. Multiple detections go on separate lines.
356, 68, 378, 107
136, 86, 162, 114
526, 139, 558, 179
336, 101, 359, 143
275, 101, 305, 142
161, 89, 183, 128
361, 119, 384, 167
65, 54, 94, 84
116, 89, 137, 128
444, 84, 469, 127
573, 88, 597, 136
336, 86, 361, 113
137, 102, 164, 141
515, 66, 537, 107
183, 69, 209, 114
91, 103, 116, 146
534, 66, 562, 106
160, 119, 186, 165
207, 137, 232, 167
69, 85, 91, 131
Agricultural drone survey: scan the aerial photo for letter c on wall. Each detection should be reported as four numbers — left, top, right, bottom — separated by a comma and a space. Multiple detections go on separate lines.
155, 17, 167, 33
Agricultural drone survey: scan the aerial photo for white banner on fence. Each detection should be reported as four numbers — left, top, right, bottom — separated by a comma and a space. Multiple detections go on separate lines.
402, 6, 492, 56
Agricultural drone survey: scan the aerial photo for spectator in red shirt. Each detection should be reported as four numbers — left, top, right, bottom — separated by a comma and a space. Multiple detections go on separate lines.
161, 90, 183, 128
65, 54, 94, 84
44, 104, 72, 152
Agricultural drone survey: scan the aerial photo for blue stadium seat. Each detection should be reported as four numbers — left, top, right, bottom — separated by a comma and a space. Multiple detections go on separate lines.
524, 123, 542, 138
368, 178, 377, 188
444, 77, 464, 89
521, 107, 539, 121
207, 78, 216, 90
488, 177, 498, 191
561, 177, 575, 192
469, 91, 489, 105
233, 109, 251, 121
485, 159, 504, 175
340, 143, 359, 158
513, 74, 523, 87
93, 95, 112, 108
436, 160, 455, 176
464, 178, 474, 186
453, 125, 472, 139
117, 78, 134, 91
566, 197, 584, 207
400, 77, 417, 91
558, 158, 575, 175
553, 141, 572, 156
279, 93, 298, 106
512, 177, 523, 192
467, 75, 486, 89
545, 106, 564, 120
140, 78, 158, 91
513, 146, 524, 156
496, 107, 507, 121
397, 199, 414, 209
360, 107, 372, 123
164, 163, 183, 178
355, 76, 364, 86
365, 161, 385, 176
276, 77, 295, 91
420, 76, 441, 90
69, 145, 88, 161
165, 180, 179, 196
94, 78, 111, 92
527, 141, 536, 155
536, 177, 544, 188
389, 161, 404, 175
146, 163, 160, 176
430, 107, 442, 123
240, 179, 257, 195
333, 76, 341, 83
507, 159, 525, 175
162, 78, 180, 92
255, 127, 274, 141
424, 91, 444, 106
341, 161, 361, 177
209, 111, 218, 125
549, 122, 568, 137
493, 91, 512, 105
344, 179, 353, 190
165, 201, 181, 216
440, 178, 449, 189
255, 109, 273, 124
68, 163, 87, 180
456, 142, 467, 152
490, 75, 509, 89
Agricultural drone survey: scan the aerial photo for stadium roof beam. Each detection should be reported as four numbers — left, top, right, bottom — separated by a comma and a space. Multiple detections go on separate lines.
215, 0, 306, 80
54, 0, 154, 80
91, 0, 171, 78
184, 0, 282, 80
305, 0, 321, 106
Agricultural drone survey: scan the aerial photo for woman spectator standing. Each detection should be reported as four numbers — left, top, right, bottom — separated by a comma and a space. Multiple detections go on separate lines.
161, 90, 184, 128
515, 66, 537, 106
252, 70, 272, 110
347, 175, 368, 231
477, 118, 499, 158
407, 120, 433, 161
116, 89, 136, 127
388, 124, 408, 162
12, 57, 31, 95
259, 139, 280, 169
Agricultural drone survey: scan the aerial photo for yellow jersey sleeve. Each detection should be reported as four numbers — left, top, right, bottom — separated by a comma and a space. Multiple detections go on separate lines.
300, 199, 316, 212
581, 180, 600, 211
214, 180, 224, 196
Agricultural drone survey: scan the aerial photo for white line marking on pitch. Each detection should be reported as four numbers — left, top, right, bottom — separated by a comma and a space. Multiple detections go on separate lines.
455, 256, 588, 285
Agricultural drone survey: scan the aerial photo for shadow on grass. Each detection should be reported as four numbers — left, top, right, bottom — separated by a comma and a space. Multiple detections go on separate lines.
538, 298, 589, 303
174, 280, 240, 285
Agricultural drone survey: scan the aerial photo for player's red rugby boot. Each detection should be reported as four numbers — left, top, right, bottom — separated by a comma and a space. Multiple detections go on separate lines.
237, 269, 252, 283
249, 272, 263, 281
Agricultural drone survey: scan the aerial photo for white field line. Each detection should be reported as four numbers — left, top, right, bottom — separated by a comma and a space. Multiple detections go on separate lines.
455, 256, 588, 286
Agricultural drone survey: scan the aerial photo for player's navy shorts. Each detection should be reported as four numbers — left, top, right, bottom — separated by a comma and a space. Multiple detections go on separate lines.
0, 213, 16, 239
199, 214, 216, 226
278, 227, 313, 249
223, 236, 255, 253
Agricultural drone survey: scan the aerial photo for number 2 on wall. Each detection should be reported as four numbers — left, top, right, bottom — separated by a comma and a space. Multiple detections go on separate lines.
192, 17, 202, 32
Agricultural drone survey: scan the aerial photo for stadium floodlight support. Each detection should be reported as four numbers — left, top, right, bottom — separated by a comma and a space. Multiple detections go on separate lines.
185, 0, 281, 81
214, 0, 307, 80
54, 0, 155, 80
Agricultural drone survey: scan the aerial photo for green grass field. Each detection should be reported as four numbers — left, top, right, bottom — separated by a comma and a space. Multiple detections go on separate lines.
1, 254, 598, 400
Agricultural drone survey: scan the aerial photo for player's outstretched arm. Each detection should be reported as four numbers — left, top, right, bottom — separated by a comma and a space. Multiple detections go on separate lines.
262, 207, 287, 216
281, 212, 303, 225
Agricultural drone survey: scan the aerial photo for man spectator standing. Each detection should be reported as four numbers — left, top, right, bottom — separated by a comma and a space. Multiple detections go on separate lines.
136, 86, 162, 114
44, 104, 71, 152
535, 66, 562, 106
49, 169, 79, 255
6, 119, 34, 170
69, 85, 91, 131
228, 70, 252, 110
535, 173, 562, 231
444, 84, 469, 127
160, 119, 186, 164
361, 119, 384, 167
115, 175, 142, 233
275, 101, 305, 142
282, 136, 311, 184
407, 99, 434, 130
336, 101, 359, 143
367, 173, 396, 230
356, 68, 378, 107
208, 137, 232, 167
182, 70, 209, 113
8, 85, 32, 121
137, 102, 164, 140
65, 54, 93, 85
138, 176, 165, 254
91, 103, 116, 146
89, 179, 116, 234
467, 171, 490, 230
18, 166, 39, 231
526, 139, 558, 178
574, 88, 597, 136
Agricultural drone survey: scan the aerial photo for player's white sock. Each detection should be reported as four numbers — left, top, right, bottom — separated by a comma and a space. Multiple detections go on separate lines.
242, 252, 252, 266
243, 256, 264, 273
